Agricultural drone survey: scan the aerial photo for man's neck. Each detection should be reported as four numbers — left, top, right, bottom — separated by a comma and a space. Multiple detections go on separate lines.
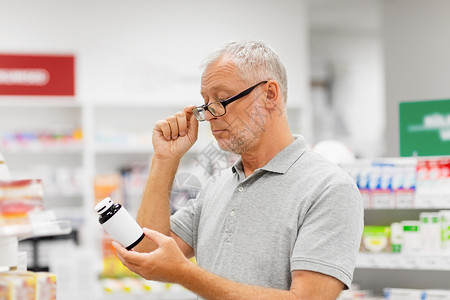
240, 131, 294, 177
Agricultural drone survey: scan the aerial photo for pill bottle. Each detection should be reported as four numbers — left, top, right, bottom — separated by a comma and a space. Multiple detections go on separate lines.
95, 197, 144, 250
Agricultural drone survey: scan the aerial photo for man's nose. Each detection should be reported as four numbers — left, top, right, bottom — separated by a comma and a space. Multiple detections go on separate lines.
204, 109, 217, 122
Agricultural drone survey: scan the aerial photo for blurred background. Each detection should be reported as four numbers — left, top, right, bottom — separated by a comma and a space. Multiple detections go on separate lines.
0, 0, 449, 299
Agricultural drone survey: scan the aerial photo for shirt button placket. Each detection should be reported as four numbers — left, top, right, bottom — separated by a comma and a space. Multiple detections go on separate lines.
224, 185, 244, 244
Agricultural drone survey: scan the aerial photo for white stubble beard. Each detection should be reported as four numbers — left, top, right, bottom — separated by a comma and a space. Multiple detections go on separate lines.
216, 101, 267, 154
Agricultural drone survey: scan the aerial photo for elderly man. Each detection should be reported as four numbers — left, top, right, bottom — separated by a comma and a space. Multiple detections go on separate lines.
113, 40, 363, 300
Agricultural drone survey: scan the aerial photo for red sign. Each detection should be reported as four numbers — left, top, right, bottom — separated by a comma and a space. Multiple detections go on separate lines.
0, 54, 75, 96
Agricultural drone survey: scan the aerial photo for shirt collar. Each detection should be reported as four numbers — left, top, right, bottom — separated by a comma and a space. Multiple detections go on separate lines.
232, 135, 309, 175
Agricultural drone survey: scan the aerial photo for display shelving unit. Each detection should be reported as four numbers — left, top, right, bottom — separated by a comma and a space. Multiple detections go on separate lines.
0, 218, 72, 271
355, 198, 450, 294
357, 252, 450, 271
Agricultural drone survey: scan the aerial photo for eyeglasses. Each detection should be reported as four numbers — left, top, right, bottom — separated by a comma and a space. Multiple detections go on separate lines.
192, 81, 268, 122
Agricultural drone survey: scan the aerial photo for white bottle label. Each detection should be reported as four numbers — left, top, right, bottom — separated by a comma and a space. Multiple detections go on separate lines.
102, 207, 144, 249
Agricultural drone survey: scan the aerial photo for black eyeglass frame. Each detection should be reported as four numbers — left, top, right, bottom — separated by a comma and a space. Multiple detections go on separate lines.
193, 80, 268, 121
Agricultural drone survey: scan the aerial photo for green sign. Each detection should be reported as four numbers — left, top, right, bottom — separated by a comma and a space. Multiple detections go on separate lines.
399, 99, 450, 157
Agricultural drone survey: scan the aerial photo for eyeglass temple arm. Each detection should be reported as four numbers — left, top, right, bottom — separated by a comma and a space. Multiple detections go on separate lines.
220, 81, 268, 107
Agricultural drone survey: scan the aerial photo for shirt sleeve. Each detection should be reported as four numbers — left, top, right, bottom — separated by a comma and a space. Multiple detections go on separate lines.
290, 178, 364, 289
170, 191, 204, 251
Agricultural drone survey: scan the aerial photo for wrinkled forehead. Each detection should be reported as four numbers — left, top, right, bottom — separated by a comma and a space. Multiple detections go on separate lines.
200, 58, 247, 93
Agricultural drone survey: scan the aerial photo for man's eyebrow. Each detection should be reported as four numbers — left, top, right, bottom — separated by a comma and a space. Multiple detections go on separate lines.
201, 85, 235, 102
210, 85, 236, 96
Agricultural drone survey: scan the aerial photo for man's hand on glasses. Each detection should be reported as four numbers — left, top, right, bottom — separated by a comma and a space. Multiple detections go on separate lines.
152, 105, 199, 160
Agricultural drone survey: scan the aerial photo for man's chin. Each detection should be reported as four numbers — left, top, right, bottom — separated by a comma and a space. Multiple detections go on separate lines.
216, 139, 244, 155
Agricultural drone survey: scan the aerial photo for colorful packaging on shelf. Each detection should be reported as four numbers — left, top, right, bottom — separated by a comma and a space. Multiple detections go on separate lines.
0, 271, 56, 300
440, 210, 450, 253
370, 164, 392, 209
416, 158, 450, 208
401, 220, 421, 253
385, 210, 450, 255
35, 272, 57, 300
383, 288, 426, 300
0, 271, 35, 300
426, 289, 450, 300
0, 127, 83, 152
342, 158, 417, 209
393, 164, 416, 208
100, 234, 137, 278
384, 288, 450, 300
94, 174, 122, 205
390, 222, 402, 253
438, 159, 450, 197
357, 166, 372, 209
420, 212, 441, 253
360, 226, 391, 252
343, 160, 372, 208
0, 179, 44, 223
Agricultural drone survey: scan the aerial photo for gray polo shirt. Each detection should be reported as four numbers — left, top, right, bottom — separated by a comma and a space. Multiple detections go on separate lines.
170, 135, 363, 291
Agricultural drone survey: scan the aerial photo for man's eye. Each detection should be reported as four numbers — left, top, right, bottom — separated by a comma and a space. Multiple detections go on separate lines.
217, 96, 231, 102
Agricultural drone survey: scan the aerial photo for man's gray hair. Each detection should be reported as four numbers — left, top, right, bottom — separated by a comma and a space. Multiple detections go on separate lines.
202, 40, 288, 103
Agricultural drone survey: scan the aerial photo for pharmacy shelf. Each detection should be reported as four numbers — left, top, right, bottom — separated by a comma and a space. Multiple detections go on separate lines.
0, 218, 72, 270
0, 147, 83, 154
357, 252, 450, 271
0, 220, 72, 240
95, 144, 153, 154
362, 196, 450, 210
0, 98, 80, 108
94, 141, 214, 156
412, 195, 450, 209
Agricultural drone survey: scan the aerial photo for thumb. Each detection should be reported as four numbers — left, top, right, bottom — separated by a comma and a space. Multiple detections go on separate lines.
143, 228, 169, 247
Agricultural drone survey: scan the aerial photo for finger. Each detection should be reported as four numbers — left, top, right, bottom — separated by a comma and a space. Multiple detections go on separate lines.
115, 251, 141, 273
166, 116, 179, 140
143, 227, 170, 247
184, 105, 199, 133
155, 120, 171, 141
175, 111, 187, 137
184, 104, 197, 113
112, 240, 145, 266
112, 241, 131, 267
184, 105, 197, 121
188, 110, 199, 132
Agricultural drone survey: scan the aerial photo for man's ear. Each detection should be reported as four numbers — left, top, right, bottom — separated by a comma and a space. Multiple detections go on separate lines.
265, 80, 280, 110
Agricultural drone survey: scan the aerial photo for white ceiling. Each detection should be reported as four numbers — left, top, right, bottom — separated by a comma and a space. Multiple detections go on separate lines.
308, 0, 382, 33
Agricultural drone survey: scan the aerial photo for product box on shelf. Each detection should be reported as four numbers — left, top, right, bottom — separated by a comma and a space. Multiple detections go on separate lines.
0, 127, 83, 152
384, 288, 450, 300
342, 158, 417, 209
360, 226, 391, 253
0, 179, 44, 225
0, 271, 56, 300
361, 210, 450, 256
100, 235, 137, 279
420, 212, 441, 253
400, 220, 421, 253
390, 222, 402, 253
342, 156, 450, 209
383, 288, 425, 300
441, 210, 450, 252
416, 157, 450, 208
426, 289, 450, 300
